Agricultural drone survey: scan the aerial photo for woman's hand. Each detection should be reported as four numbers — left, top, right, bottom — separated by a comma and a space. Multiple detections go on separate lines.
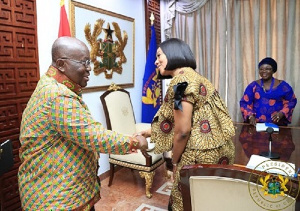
133, 128, 151, 138
271, 112, 284, 123
248, 115, 256, 126
171, 163, 177, 182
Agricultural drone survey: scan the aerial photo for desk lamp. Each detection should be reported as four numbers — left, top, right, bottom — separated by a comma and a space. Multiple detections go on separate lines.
260, 127, 280, 159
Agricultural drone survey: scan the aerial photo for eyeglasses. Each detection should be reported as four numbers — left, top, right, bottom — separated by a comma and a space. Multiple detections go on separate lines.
259, 67, 273, 72
60, 57, 91, 68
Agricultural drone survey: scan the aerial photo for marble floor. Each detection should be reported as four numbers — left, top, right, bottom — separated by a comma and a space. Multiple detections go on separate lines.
94, 165, 172, 211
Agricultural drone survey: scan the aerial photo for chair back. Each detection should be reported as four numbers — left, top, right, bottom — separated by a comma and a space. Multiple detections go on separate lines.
179, 164, 299, 211
190, 176, 295, 211
100, 86, 136, 135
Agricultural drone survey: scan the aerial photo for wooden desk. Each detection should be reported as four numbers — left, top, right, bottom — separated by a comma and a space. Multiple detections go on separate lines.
232, 122, 300, 169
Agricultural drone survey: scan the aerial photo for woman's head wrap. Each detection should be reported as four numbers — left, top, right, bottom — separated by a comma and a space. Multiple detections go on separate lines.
258, 57, 277, 73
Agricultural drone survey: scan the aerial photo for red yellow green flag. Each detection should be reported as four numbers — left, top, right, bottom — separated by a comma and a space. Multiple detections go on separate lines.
58, 0, 71, 37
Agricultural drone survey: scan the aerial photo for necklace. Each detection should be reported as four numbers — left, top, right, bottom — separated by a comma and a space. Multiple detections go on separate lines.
261, 77, 274, 93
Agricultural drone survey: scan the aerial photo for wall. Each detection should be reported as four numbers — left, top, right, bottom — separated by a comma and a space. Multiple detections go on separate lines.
36, 0, 146, 174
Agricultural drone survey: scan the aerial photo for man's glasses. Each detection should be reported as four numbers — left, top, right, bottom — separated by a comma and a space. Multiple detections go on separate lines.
60, 57, 91, 68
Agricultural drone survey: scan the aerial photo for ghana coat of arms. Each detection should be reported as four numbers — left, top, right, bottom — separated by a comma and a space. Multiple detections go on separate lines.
84, 19, 128, 79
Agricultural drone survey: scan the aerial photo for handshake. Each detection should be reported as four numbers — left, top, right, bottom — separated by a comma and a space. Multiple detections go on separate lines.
129, 134, 148, 153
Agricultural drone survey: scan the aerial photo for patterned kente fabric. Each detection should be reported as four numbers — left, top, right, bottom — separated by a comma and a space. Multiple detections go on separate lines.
151, 67, 235, 154
18, 66, 131, 210
240, 80, 297, 126
151, 67, 236, 211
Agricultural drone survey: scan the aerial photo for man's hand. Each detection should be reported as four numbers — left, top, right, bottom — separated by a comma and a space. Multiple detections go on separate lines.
128, 135, 148, 153
135, 135, 148, 150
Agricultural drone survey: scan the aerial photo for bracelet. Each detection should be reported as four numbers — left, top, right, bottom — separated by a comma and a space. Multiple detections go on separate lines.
172, 162, 178, 167
129, 137, 139, 151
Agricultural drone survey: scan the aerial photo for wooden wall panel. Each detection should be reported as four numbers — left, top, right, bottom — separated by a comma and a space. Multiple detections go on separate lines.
145, 0, 161, 50
0, 0, 39, 210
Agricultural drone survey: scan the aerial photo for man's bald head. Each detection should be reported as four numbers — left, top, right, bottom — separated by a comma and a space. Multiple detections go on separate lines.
51, 37, 91, 87
51, 37, 89, 65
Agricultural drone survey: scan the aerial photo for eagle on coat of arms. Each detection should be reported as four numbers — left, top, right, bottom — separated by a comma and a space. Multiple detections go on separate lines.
84, 19, 128, 79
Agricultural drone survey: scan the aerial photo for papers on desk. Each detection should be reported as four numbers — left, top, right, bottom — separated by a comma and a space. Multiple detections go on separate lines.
246, 155, 295, 177
256, 123, 279, 132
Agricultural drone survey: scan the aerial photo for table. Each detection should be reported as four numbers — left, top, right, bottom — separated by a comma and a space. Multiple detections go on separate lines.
232, 122, 300, 169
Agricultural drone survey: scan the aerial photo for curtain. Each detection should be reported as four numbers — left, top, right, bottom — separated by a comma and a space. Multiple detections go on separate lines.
162, 0, 300, 126
163, 0, 227, 99
164, 0, 209, 39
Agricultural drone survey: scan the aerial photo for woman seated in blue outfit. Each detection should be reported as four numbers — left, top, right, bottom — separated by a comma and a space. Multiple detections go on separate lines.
240, 57, 297, 126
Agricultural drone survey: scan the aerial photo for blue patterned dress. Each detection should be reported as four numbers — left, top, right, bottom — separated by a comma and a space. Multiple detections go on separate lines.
240, 80, 297, 126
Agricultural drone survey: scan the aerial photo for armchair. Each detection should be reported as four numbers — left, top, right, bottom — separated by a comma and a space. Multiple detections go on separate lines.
100, 83, 164, 198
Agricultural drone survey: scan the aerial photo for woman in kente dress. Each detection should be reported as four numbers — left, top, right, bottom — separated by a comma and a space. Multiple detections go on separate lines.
240, 57, 297, 126
138, 38, 235, 211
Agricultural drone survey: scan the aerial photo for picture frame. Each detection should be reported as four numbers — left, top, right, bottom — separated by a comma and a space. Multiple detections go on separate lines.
69, 1, 135, 92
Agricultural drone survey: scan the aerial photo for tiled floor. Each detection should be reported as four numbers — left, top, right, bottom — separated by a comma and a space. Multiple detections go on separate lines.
94, 165, 172, 211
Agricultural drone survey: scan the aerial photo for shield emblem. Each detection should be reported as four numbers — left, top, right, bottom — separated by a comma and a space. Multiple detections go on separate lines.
99, 41, 117, 71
